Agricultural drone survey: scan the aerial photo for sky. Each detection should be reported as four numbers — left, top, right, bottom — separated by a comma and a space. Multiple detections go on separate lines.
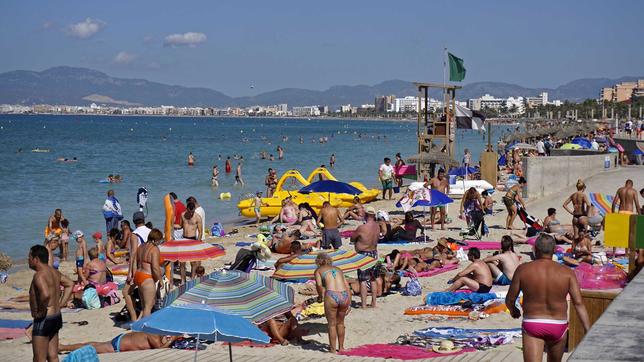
0, 0, 642, 96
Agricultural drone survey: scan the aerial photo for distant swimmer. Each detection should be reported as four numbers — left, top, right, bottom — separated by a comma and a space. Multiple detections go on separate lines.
329, 153, 336, 168
277, 145, 284, 160
187, 152, 195, 166
225, 157, 232, 173
269, 154, 275, 161
235, 162, 245, 186
299, 136, 304, 144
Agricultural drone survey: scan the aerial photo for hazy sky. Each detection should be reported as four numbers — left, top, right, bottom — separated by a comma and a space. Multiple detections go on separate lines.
0, 0, 642, 96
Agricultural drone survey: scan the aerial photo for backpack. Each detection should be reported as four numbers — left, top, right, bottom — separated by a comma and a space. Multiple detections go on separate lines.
401, 278, 422, 296
210, 222, 225, 237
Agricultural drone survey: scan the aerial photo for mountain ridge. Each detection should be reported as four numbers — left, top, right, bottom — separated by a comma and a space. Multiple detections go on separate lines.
0, 66, 641, 108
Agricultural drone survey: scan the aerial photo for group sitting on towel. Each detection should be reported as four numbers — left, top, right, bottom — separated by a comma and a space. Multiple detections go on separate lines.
384, 238, 459, 276
445, 236, 521, 293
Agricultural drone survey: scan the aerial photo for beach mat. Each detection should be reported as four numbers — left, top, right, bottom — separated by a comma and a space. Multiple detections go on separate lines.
379, 237, 433, 246
0, 319, 31, 329
339, 343, 474, 360
461, 241, 501, 250
404, 301, 507, 317
402, 264, 458, 278
0, 327, 27, 340
235, 242, 254, 247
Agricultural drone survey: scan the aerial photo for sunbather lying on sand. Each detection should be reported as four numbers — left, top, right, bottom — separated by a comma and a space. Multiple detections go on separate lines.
59, 332, 178, 353
258, 312, 307, 346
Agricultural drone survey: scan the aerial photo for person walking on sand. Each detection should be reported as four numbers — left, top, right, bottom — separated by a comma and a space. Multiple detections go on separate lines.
314, 253, 351, 354
505, 234, 590, 362
235, 162, 245, 186
180, 202, 203, 283
394, 152, 405, 188
29, 244, 63, 362
350, 207, 380, 308
318, 201, 344, 250
503, 177, 526, 230
211, 165, 219, 187
379, 157, 394, 200
562, 180, 591, 239
187, 152, 195, 166
102, 190, 123, 235
427, 169, 450, 230
253, 192, 267, 226
611, 179, 642, 215
186, 196, 205, 240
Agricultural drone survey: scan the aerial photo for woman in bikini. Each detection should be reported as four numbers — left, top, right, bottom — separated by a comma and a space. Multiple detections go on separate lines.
503, 177, 526, 230
343, 197, 366, 221
84, 247, 107, 286
298, 203, 318, 237
105, 228, 124, 265
314, 253, 351, 354
562, 180, 591, 239
134, 229, 163, 319
119, 220, 132, 250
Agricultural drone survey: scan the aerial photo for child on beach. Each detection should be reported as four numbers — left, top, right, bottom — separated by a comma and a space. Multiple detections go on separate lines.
92, 231, 106, 263
106, 228, 124, 265
253, 192, 266, 225
74, 230, 88, 284
60, 219, 70, 260
481, 190, 494, 215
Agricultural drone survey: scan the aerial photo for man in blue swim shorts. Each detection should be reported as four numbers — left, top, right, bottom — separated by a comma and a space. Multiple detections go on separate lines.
482, 236, 521, 286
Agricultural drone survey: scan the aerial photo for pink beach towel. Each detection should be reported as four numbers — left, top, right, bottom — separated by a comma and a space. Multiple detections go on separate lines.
462, 241, 501, 250
403, 264, 458, 278
340, 230, 355, 238
0, 328, 27, 340
339, 343, 474, 360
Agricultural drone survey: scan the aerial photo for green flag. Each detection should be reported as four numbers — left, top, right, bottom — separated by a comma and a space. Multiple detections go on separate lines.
448, 52, 466, 82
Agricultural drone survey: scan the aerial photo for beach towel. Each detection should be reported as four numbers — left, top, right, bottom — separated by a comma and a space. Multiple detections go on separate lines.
404, 301, 507, 317
340, 230, 355, 238
379, 236, 433, 246
402, 264, 458, 278
63, 345, 99, 362
235, 242, 254, 247
425, 292, 497, 306
339, 343, 473, 360
589, 193, 614, 216
0, 327, 27, 340
403, 327, 522, 350
461, 241, 501, 250
0, 319, 31, 329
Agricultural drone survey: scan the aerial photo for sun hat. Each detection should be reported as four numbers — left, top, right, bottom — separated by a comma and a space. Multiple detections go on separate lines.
92, 231, 103, 239
432, 340, 462, 354
73, 230, 84, 240
437, 238, 449, 248
365, 206, 376, 215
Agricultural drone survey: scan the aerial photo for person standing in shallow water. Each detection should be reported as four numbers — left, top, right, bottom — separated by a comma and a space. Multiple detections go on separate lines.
187, 152, 195, 166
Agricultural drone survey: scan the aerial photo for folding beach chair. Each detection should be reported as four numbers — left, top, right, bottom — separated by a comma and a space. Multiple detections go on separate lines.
460, 209, 485, 240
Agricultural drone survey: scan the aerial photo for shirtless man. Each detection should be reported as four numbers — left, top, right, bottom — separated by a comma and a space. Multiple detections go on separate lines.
562, 180, 591, 239
134, 229, 163, 318
123, 212, 151, 322
505, 234, 590, 362
47, 209, 65, 236
343, 197, 365, 220
611, 179, 642, 215
235, 162, 245, 186
270, 228, 302, 254
483, 236, 520, 286
179, 202, 203, 283
318, 201, 344, 249
59, 332, 177, 354
350, 207, 381, 308
427, 169, 450, 230
29, 245, 63, 362
445, 247, 493, 293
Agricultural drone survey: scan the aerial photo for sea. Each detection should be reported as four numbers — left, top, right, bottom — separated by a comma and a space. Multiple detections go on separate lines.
0, 114, 516, 260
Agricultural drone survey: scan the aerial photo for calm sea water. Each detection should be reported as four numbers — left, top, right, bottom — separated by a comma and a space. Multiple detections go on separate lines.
0, 114, 513, 259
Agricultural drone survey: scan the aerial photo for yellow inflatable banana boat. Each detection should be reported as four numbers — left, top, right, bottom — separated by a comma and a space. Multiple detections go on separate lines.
237, 168, 379, 218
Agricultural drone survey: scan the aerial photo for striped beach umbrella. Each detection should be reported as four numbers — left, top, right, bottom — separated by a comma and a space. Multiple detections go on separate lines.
272, 249, 378, 280
164, 270, 294, 324
159, 239, 225, 262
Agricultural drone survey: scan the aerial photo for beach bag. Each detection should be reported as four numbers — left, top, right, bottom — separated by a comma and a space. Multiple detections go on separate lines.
82, 286, 101, 310
100, 289, 121, 307
402, 278, 422, 296
211, 222, 225, 237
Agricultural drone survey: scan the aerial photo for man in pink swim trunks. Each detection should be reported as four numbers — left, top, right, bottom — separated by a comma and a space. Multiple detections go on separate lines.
505, 234, 590, 362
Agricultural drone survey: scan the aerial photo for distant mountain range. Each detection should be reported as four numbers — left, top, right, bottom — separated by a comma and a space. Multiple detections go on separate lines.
0, 66, 641, 108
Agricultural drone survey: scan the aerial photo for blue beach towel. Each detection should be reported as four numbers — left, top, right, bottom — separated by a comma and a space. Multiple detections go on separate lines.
63, 345, 99, 362
414, 327, 522, 339
0, 319, 31, 329
425, 292, 497, 306
235, 242, 254, 247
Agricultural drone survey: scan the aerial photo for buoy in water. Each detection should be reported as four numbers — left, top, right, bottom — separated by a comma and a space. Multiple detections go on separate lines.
219, 192, 232, 200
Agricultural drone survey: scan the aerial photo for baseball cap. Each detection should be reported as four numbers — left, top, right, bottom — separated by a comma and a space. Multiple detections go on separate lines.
365, 206, 376, 215
92, 231, 103, 239
73, 230, 84, 239
132, 211, 145, 223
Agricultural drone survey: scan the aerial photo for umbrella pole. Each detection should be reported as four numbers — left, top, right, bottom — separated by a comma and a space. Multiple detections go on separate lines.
229, 342, 233, 362
194, 334, 200, 362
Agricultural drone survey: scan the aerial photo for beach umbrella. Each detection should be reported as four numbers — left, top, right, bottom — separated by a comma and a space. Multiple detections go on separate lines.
571, 137, 592, 149
159, 240, 225, 262
272, 249, 378, 280
132, 303, 269, 362
298, 180, 361, 201
412, 189, 454, 208
448, 166, 479, 177
560, 143, 582, 150
633, 148, 643, 155
165, 270, 294, 324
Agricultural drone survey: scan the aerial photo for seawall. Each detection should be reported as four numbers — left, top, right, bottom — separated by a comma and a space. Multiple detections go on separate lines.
522, 153, 618, 199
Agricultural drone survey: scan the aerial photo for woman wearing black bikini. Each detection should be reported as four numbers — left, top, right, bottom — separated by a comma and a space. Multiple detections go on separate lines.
314, 253, 351, 353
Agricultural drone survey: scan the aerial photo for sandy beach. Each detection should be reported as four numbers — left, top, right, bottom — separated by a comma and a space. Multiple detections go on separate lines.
0, 166, 640, 362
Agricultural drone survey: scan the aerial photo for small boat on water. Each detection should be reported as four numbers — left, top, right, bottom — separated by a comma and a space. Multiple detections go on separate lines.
31, 148, 51, 153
